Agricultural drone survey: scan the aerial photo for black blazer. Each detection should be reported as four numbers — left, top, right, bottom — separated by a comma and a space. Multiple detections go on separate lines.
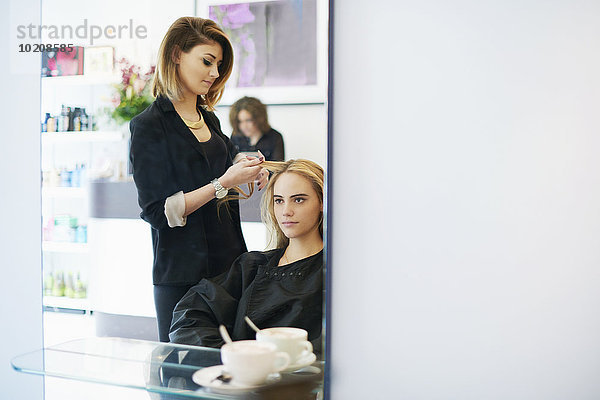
129, 95, 247, 285
230, 128, 285, 161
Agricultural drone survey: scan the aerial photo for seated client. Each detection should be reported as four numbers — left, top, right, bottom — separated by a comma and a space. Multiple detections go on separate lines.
169, 159, 324, 354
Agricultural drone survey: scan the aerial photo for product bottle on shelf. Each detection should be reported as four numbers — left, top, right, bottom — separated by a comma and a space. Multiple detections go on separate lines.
81, 108, 89, 131
59, 167, 71, 187
51, 271, 65, 297
71, 164, 80, 187
43, 272, 54, 296
67, 106, 73, 131
42, 113, 51, 132
65, 272, 75, 298
76, 224, 87, 243
75, 272, 87, 298
73, 107, 82, 131
60, 105, 68, 132
47, 115, 56, 132
79, 163, 87, 186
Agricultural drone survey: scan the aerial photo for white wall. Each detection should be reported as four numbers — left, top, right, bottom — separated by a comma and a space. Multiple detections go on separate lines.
1, 0, 44, 399
331, 1, 600, 399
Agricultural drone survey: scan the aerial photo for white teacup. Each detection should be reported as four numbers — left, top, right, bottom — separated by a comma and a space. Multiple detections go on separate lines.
256, 327, 313, 364
220, 340, 290, 386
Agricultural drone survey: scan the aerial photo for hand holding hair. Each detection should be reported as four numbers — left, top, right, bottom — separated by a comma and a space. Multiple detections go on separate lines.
219, 156, 263, 188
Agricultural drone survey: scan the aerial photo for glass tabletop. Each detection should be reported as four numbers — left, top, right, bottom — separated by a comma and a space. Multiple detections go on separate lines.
11, 337, 324, 399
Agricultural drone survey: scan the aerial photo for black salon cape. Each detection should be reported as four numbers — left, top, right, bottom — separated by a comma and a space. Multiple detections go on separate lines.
169, 248, 323, 356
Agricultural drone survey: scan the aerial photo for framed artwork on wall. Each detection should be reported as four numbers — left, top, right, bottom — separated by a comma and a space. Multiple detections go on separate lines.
196, 0, 328, 105
41, 46, 84, 77
84, 46, 115, 76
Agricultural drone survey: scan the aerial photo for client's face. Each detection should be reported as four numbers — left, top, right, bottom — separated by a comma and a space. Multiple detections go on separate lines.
273, 172, 322, 240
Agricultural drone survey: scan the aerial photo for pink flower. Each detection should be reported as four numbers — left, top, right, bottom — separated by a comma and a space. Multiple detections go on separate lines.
111, 92, 121, 107
133, 77, 146, 94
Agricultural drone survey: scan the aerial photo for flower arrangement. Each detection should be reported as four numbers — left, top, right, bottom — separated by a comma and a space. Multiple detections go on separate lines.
109, 58, 155, 124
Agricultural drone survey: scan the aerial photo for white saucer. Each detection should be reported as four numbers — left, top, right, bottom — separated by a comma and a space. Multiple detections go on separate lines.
282, 352, 317, 373
192, 365, 279, 395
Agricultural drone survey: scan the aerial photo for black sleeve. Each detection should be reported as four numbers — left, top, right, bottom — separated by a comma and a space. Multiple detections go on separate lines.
168, 253, 258, 347
129, 115, 178, 230
271, 130, 285, 161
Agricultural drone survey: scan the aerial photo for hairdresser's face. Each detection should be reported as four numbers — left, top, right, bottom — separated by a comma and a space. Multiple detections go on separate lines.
176, 42, 222, 97
273, 172, 322, 241
237, 109, 261, 137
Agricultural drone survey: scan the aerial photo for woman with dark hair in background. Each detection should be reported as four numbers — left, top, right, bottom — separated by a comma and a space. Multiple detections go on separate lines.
129, 17, 268, 342
229, 96, 285, 161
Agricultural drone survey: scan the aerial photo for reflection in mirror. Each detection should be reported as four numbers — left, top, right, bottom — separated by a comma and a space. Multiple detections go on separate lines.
40, 0, 327, 396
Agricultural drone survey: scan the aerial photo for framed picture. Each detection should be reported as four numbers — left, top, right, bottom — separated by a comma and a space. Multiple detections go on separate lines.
84, 46, 115, 76
41, 46, 84, 77
196, 0, 328, 105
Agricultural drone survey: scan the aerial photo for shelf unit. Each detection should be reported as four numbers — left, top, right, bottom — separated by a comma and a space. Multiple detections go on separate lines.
41, 73, 120, 86
42, 241, 89, 254
42, 71, 129, 314
43, 296, 90, 312
41, 130, 125, 144
42, 186, 87, 198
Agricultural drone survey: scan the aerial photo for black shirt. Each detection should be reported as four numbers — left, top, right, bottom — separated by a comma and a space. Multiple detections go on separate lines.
169, 248, 323, 355
231, 128, 285, 161
198, 132, 243, 279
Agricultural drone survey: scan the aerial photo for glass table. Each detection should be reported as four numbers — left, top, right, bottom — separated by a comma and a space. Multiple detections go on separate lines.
11, 337, 324, 399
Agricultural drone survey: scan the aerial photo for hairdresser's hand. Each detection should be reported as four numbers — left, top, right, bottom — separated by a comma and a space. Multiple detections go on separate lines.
249, 151, 268, 191
255, 167, 269, 191
243, 150, 265, 162
219, 157, 263, 188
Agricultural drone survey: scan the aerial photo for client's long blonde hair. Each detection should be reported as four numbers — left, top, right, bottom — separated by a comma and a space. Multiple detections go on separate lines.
261, 159, 324, 249
220, 159, 324, 249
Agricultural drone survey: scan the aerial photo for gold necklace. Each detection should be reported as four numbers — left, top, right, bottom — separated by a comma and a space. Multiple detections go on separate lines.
181, 113, 204, 130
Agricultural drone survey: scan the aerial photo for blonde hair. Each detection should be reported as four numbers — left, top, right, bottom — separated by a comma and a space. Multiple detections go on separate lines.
260, 160, 324, 249
218, 160, 324, 249
152, 17, 233, 110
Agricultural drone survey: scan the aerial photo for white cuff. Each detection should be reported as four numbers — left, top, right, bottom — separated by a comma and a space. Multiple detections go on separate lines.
164, 191, 187, 228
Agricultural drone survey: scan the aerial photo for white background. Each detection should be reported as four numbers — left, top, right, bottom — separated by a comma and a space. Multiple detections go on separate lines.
331, 1, 600, 399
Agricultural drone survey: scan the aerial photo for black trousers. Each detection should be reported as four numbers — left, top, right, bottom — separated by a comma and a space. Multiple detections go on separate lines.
154, 284, 195, 342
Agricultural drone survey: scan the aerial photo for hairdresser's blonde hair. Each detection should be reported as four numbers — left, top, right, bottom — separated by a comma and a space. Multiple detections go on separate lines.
152, 17, 233, 110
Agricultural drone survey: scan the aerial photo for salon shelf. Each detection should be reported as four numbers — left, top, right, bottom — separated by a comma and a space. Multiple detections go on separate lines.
41, 131, 125, 143
43, 296, 90, 312
42, 241, 89, 254
42, 186, 88, 198
41, 73, 120, 86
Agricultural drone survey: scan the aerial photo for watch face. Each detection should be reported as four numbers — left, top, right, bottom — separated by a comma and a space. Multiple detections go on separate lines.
216, 189, 227, 199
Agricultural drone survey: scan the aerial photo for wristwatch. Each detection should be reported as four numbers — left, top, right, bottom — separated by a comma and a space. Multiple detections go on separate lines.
211, 179, 228, 199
